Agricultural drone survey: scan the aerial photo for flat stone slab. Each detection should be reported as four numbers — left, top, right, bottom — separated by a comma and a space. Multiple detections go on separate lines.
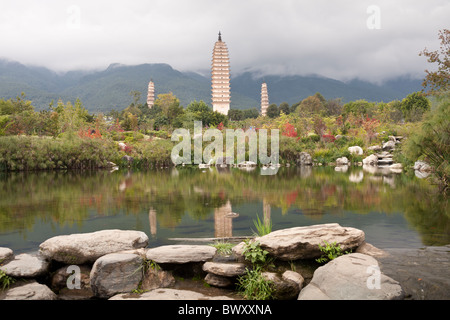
244, 223, 365, 261
298, 253, 404, 300
109, 288, 235, 300
0, 281, 57, 300
0, 253, 49, 278
145, 245, 216, 264
202, 262, 247, 277
39, 229, 149, 264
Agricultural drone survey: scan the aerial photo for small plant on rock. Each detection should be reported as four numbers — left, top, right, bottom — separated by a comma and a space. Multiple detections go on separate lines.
315, 241, 351, 264
0, 269, 15, 291
241, 239, 271, 267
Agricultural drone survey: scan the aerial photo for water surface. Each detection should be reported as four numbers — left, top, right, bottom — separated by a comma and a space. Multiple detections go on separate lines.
0, 166, 448, 253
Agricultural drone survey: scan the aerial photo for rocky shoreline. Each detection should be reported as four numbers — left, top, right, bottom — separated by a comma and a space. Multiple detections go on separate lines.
0, 223, 448, 300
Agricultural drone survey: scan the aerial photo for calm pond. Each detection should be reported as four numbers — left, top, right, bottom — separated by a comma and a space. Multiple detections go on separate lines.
0, 166, 448, 254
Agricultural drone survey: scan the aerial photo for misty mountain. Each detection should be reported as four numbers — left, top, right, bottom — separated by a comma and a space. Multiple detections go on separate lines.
0, 59, 423, 112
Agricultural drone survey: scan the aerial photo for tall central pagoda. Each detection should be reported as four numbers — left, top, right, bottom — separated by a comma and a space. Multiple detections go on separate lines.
211, 32, 231, 115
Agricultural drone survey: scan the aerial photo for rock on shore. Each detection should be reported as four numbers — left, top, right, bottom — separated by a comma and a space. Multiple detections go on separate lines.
233, 223, 365, 261
1, 227, 448, 300
39, 229, 149, 264
298, 253, 404, 300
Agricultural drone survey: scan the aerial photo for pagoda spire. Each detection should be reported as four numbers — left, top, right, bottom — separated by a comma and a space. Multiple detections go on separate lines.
218, 31, 222, 41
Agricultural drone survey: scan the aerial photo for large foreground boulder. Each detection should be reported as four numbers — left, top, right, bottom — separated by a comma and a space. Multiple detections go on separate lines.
39, 229, 149, 264
90, 252, 143, 299
235, 223, 365, 261
298, 253, 404, 300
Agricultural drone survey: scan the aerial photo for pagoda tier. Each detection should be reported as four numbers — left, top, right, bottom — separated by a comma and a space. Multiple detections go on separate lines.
211, 32, 230, 115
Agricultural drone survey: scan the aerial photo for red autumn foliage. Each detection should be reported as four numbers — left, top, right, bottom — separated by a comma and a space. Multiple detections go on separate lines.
78, 127, 102, 139
282, 122, 297, 137
322, 134, 336, 143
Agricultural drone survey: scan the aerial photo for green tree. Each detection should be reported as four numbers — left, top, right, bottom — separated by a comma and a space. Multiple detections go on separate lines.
343, 99, 375, 118
401, 92, 430, 122
267, 104, 279, 118
404, 94, 450, 193
228, 109, 244, 121
242, 108, 259, 119
278, 102, 290, 115
297, 95, 325, 116
419, 29, 450, 94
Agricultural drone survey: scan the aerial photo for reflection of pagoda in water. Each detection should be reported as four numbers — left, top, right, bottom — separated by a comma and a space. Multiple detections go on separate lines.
214, 200, 238, 238
148, 208, 157, 236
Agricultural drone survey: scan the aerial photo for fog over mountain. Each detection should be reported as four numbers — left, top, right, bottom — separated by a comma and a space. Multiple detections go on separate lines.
0, 59, 422, 112
0, 1, 448, 82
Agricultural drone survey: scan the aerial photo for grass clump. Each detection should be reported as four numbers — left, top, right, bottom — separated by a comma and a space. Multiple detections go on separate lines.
209, 240, 234, 256
0, 269, 15, 291
252, 214, 272, 236
237, 266, 273, 300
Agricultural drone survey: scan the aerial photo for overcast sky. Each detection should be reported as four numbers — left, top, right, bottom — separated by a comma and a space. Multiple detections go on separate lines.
0, 0, 448, 83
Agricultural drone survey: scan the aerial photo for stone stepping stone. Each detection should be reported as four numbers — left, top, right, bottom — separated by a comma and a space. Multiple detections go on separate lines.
145, 245, 216, 264
234, 223, 365, 261
39, 229, 149, 264
0, 281, 57, 300
0, 253, 49, 278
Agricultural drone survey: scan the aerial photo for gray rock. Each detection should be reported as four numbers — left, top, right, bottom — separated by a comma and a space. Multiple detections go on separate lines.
414, 161, 431, 172
141, 267, 175, 291
348, 146, 363, 155
363, 154, 378, 165
202, 261, 247, 277
0, 247, 14, 264
297, 152, 312, 166
109, 288, 236, 300
262, 272, 300, 300
368, 145, 382, 151
336, 157, 349, 165
237, 223, 365, 261
298, 253, 404, 300
145, 245, 216, 264
0, 281, 57, 300
282, 270, 305, 290
355, 242, 388, 258
382, 140, 396, 150
90, 252, 144, 299
39, 229, 149, 264
204, 273, 234, 287
0, 253, 49, 278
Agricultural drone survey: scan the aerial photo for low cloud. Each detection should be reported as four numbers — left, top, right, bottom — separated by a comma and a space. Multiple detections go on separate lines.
0, 0, 448, 83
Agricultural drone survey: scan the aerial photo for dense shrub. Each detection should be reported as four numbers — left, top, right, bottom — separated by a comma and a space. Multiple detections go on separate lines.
0, 136, 119, 171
